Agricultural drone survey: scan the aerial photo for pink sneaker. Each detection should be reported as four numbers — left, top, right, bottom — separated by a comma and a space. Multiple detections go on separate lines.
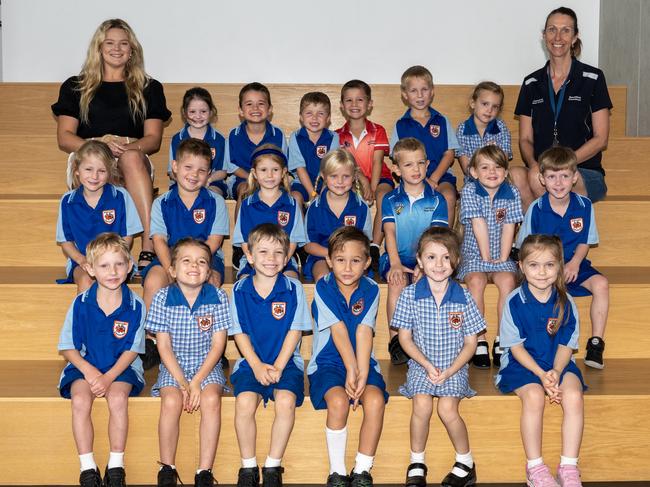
526, 463, 559, 487
557, 464, 583, 487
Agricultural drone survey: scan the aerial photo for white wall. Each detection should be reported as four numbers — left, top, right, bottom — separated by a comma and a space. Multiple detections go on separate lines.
2, 0, 599, 84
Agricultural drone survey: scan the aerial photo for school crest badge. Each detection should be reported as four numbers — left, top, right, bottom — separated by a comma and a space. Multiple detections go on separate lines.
570, 218, 583, 233
344, 215, 357, 226
272, 302, 286, 320
316, 145, 327, 158
351, 298, 364, 316
429, 124, 441, 138
197, 315, 213, 331
102, 209, 116, 225
448, 312, 463, 330
113, 320, 128, 339
211, 148, 216, 159
495, 208, 507, 223
277, 211, 290, 227
193, 209, 206, 224
546, 317, 559, 335
395, 203, 405, 215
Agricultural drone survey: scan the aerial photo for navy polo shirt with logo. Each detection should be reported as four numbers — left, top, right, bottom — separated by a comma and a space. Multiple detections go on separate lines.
168, 124, 227, 174
288, 127, 340, 184
225, 121, 287, 173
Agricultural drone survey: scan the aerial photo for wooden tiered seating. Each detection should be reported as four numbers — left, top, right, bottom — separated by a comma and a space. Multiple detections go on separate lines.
0, 83, 649, 485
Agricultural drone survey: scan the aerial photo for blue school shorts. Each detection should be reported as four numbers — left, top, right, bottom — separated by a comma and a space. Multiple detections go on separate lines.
230, 362, 305, 407
308, 365, 389, 410
58, 364, 144, 399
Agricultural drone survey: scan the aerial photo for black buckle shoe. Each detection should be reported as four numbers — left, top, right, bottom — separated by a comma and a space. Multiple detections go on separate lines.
103, 467, 126, 487
405, 462, 427, 487
232, 246, 245, 271
80, 468, 102, 487
262, 466, 284, 487
441, 462, 476, 487
326, 472, 350, 487
237, 467, 260, 487
157, 463, 182, 487
349, 470, 373, 487
194, 469, 216, 487
585, 336, 605, 369
389, 335, 409, 365
492, 337, 502, 368
370, 246, 380, 273
471, 341, 491, 369
141, 337, 161, 370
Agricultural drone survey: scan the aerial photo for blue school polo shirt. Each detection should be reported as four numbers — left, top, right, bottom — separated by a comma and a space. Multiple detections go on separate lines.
307, 273, 380, 374
389, 107, 460, 180
168, 124, 227, 174
229, 275, 312, 373
287, 128, 340, 183
150, 186, 229, 248
455, 116, 513, 160
56, 184, 143, 254
232, 190, 306, 246
58, 282, 146, 377
304, 190, 372, 248
225, 121, 287, 173
381, 183, 448, 268
516, 192, 598, 262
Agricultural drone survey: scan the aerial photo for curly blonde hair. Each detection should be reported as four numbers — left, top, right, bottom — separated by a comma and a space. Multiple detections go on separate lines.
77, 19, 148, 125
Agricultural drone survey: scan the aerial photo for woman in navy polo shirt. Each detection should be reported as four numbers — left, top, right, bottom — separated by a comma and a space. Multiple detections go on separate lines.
515, 6, 612, 206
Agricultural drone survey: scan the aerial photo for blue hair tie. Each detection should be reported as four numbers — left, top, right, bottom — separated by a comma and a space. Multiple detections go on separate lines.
251, 146, 287, 165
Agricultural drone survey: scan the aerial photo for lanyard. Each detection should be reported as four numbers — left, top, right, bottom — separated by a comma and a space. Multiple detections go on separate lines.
547, 61, 572, 146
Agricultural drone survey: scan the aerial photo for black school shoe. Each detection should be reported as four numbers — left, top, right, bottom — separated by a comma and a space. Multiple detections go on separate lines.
585, 336, 605, 369
232, 246, 245, 271
326, 472, 350, 487
237, 466, 260, 487
262, 466, 284, 487
349, 470, 373, 487
157, 464, 182, 487
80, 468, 102, 487
389, 335, 409, 365
471, 340, 491, 369
492, 337, 502, 368
103, 467, 126, 487
405, 463, 427, 487
370, 245, 381, 273
141, 337, 161, 370
195, 469, 216, 487
441, 462, 477, 487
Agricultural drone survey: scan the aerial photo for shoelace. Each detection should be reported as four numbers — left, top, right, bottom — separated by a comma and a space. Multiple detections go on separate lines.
239, 470, 259, 487
528, 465, 558, 487
104, 468, 126, 487
79, 469, 101, 487
158, 462, 184, 486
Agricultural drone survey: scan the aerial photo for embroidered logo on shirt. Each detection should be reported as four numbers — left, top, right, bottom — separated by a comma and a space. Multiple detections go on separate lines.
495, 208, 507, 223
546, 317, 559, 335
429, 124, 441, 138
272, 302, 286, 320
211, 148, 216, 159
197, 315, 213, 331
570, 218, 584, 233
102, 209, 116, 225
344, 215, 357, 226
448, 312, 463, 329
351, 298, 364, 316
277, 211, 290, 227
113, 320, 128, 339
193, 209, 206, 224
395, 203, 405, 215
316, 145, 327, 158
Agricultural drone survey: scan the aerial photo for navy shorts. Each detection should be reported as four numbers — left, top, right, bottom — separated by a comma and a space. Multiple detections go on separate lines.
308, 364, 389, 410
378, 253, 416, 282
141, 253, 225, 281
209, 180, 229, 198
497, 360, 586, 394
377, 177, 396, 189
230, 363, 305, 406
578, 167, 607, 203
303, 255, 325, 281
58, 363, 144, 399
566, 259, 601, 298
433, 171, 457, 188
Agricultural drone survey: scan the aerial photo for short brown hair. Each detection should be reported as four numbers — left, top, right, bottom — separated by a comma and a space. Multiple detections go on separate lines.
538, 146, 578, 174
239, 82, 272, 107
328, 226, 370, 259
340, 79, 371, 101
392, 137, 426, 165
416, 227, 461, 271
86, 232, 131, 265
176, 138, 212, 166
248, 223, 290, 256
170, 237, 212, 267
400, 65, 434, 90
300, 92, 331, 114
469, 145, 509, 172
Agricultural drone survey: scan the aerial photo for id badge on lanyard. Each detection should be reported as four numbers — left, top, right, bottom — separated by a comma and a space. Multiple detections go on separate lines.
548, 62, 572, 147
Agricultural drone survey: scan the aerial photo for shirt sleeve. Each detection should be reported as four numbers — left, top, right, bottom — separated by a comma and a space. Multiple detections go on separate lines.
57, 299, 77, 351
223, 136, 234, 173
388, 123, 399, 153
287, 132, 305, 172
290, 281, 313, 332
460, 184, 482, 224
498, 119, 513, 160
360, 201, 373, 241
330, 131, 340, 150
143, 79, 171, 121
232, 205, 244, 246
130, 294, 147, 354
359, 286, 379, 330
51, 77, 81, 119
209, 193, 230, 236
461, 291, 487, 336
149, 196, 167, 237
516, 203, 536, 248
289, 202, 307, 245
557, 295, 580, 349
228, 289, 244, 336
390, 287, 415, 330
514, 78, 533, 117
455, 122, 470, 158
118, 187, 144, 236
590, 69, 613, 112
56, 195, 71, 243
586, 202, 599, 245
211, 288, 232, 333
504, 185, 524, 225
168, 135, 177, 175
499, 296, 526, 348
445, 117, 460, 151
430, 190, 449, 226
144, 288, 169, 334
304, 204, 317, 244
374, 124, 390, 155
313, 283, 340, 331
381, 193, 395, 224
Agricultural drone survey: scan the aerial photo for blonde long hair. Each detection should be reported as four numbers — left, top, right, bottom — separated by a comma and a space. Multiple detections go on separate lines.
77, 19, 148, 125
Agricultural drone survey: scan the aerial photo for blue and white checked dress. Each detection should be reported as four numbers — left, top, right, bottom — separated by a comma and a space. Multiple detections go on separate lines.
391, 278, 486, 398
145, 284, 231, 396
457, 180, 523, 280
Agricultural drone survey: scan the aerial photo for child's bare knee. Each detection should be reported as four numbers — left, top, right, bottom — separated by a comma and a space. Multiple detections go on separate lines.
412, 395, 433, 419
274, 392, 296, 416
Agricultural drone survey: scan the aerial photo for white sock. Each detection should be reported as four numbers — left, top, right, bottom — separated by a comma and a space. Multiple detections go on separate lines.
79, 452, 97, 472
560, 456, 578, 466
107, 451, 124, 469
353, 452, 374, 474
159, 464, 176, 470
242, 457, 257, 468
370, 243, 380, 249
451, 451, 473, 477
264, 456, 282, 468
527, 457, 544, 469
408, 451, 426, 476
196, 468, 210, 474
325, 427, 348, 475
475, 341, 488, 355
